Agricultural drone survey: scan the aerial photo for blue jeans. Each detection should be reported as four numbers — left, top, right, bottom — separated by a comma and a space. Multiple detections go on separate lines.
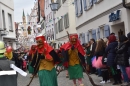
119, 65, 129, 82
97, 69, 102, 76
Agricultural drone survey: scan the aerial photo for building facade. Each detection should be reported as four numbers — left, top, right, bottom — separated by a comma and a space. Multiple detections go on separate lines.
0, 0, 16, 49
54, 0, 77, 49
75, 0, 130, 44
44, 0, 56, 47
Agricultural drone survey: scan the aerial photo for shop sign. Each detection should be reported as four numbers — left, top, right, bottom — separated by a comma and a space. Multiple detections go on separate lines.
109, 10, 121, 22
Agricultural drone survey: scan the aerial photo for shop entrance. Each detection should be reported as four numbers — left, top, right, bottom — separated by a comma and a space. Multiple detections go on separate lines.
111, 22, 125, 38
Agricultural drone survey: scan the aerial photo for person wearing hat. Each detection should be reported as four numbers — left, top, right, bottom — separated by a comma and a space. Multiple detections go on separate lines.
0, 41, 17, 86
60, 33, 86, 86
31, 35, 60, 86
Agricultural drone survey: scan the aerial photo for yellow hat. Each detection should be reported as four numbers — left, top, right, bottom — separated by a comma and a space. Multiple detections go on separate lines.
0, 41, 6, 54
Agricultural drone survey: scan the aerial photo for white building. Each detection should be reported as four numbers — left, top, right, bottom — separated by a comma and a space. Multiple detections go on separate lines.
75, 0, 130, 44
44, 0, 56, 46
0, 0, 16, 49
54, 0, 77, 49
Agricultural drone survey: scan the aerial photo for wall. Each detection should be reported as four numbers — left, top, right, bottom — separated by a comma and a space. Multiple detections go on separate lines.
76, 0, 122, 28
77, 7, 130, 43
0, 2, 16, 38
44, 0, 55, 42
55, 0, 77, 40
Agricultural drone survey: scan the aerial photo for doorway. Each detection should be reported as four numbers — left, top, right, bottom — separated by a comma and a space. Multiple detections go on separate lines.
111, 22, 125, 39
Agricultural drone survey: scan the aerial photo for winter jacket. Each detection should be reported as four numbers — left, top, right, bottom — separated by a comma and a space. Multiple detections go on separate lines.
105, 41, 118, 66
0, 57, 17, 86
115, 41, 129, 66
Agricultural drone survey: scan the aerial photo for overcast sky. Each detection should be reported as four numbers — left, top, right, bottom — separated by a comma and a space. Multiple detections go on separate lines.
14, 0, 36, 22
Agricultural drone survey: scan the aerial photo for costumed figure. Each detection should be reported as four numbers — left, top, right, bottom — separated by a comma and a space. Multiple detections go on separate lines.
4, 46, 13, 60
60, 33, 86, 86
31, 35, 60, 86
28, 45, 37, 78
0, 41, 27, 86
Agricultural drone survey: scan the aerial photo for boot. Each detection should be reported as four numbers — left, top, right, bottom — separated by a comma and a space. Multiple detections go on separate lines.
73, 84, 77, 86
113, 75, 118, 85
115, 74, 122, 84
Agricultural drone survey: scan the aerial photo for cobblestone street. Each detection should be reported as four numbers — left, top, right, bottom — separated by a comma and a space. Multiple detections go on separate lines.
18, 71, 121, 86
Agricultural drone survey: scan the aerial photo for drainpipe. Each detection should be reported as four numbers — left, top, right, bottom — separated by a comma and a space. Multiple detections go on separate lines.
122, 0, 130, 9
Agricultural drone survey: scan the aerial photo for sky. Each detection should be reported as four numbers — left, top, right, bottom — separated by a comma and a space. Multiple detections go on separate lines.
14, 0, 36, 22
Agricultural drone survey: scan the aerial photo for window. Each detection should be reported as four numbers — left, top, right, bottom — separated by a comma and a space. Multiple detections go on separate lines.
83, 0, 87, 11
75, 0, 83, 17
100, 26, 104, 38
92, 29, 97, 41
64, 13, 69, 29
104, 25, 110, 38
8, 13, 13, 31
97, 28, 100, 39
55, 23, 58, 34
58, 18, 63, 32
2, 10, 6, 29
82, 33, 85, 44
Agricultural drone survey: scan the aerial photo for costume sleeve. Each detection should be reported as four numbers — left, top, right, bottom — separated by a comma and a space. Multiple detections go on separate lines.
31, 52, 37, 67
78, 52, 85, 64
49, 50, 61, 63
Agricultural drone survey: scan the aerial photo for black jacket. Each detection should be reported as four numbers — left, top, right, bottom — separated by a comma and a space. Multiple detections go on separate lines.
115, 41, 129, 66
31, 50, 60, 74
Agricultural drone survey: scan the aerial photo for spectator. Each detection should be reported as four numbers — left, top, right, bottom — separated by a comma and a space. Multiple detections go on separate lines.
85, 42, 91, 74
115, 35, 130, 86
90, 39, 96, 74
95, 39, 110, 84
105, 35, 122, 85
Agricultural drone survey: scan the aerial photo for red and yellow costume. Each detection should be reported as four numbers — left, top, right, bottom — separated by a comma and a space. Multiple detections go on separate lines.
28, 45, 36, 74
60, 34, 85, 86
31, 35, 60, 86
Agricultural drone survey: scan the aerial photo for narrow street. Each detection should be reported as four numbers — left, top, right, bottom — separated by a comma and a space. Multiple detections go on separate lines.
18, 71, 120, 86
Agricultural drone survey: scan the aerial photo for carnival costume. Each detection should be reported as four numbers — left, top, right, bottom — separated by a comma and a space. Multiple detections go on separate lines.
60, 34, 86, 86
28, 45, 36, 74
31, 35, 60, 86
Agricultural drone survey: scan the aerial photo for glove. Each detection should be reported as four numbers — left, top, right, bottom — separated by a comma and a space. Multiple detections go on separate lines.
71, 45, 75, 50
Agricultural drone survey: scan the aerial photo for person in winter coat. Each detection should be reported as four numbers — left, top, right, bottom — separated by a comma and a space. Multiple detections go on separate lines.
115, 35, 130, 86
86, 42, 92, 74
95, 39, 110, 84
0, 41, 17, 86
105, 35, 122, 85
127, 32, 130, 56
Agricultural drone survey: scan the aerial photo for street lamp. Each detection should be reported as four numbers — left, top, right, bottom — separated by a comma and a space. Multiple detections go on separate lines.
50, 3, 59, 11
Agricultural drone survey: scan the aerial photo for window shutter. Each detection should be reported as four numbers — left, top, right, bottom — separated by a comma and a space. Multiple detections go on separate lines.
83, 0, 87, 11
97, 28, 100, 39
82, 33, 85, 43
115, 10, 121, 20
61, 18, 63, 30
66, 13, 69, 28
74, 0, 78, 17
93, 0, 97, 4
87, 32, 89, 42
64, 15, 66, 29
79, 0, 83, 14
104, 25, 110, 38
92, 29, 97, 41
89, 0, 93, 7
